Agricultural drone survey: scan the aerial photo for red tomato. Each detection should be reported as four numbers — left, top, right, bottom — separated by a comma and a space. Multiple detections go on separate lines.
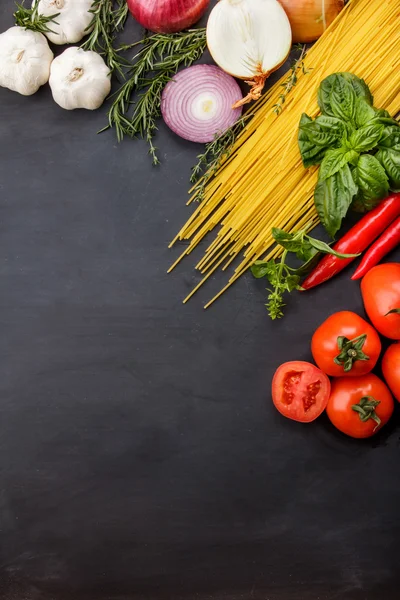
311, 311, 381, 377
382, 343, 400, 402
272, 361, 331, 423
361, 263, 400, 339
326, 374, 394, 438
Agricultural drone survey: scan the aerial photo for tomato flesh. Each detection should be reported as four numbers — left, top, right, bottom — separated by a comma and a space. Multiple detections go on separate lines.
272, 361, 331, 423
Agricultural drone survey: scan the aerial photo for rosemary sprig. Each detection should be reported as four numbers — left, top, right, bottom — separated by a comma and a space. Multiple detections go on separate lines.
273, 44, 311, 115
81, 0, 129, 78
14, 0, 59, 35
190, 112, 254, 202
102, 29, 207, 164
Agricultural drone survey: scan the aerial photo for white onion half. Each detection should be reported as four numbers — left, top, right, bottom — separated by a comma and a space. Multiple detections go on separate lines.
161, 65, 243, 143
207, 0, 292, 106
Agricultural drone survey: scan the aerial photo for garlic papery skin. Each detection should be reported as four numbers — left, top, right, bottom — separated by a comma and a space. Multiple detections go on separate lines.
49, 47, 111, 110
206, 0, 292, 106
36, 0, 94, 45
0, 26, 53, 96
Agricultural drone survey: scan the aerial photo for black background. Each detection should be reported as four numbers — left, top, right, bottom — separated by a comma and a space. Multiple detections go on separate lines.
1, 3, 400, 599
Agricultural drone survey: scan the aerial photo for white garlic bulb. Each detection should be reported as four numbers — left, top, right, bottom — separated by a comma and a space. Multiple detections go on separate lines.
0, 26, 53, 96
49, 47, 111, 111
36, 0, 94, 45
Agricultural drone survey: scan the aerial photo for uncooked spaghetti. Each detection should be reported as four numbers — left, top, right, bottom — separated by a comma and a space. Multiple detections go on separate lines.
169, 0, 400, 307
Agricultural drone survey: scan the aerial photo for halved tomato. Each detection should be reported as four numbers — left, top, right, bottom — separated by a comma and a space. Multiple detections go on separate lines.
272, 361, 331, 422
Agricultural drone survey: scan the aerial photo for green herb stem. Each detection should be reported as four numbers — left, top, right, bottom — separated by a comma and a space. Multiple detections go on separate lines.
81, 0, 129, 78
102, 28, 207, 164
14, 0, 59, 34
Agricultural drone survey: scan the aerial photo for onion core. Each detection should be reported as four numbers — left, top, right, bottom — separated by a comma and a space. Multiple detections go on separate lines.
161, 64, 243, 143
207, 0, 292, 106
279, 0, 344, 43
127, 0, 210, 34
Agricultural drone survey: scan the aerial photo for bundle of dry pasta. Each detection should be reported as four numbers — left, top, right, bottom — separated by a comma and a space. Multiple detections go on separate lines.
169, 0, 400, 307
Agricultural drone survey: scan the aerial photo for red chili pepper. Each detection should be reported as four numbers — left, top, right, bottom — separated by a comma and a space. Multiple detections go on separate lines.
351, 216, 400, 280
302, 193, 400, 291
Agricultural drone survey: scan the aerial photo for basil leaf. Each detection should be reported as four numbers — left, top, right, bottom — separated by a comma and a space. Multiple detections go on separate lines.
330, 76, 357, 123
272, 228, 314, 261
251, 261, 275, 279
319, 148, 359, 180
372, 109, 399, 127
298, 113, 344, 168
314, 163, 358, 238
352, 155, 389, 212
349, 123, 384, 152
354, 98, 378, 128
308, 237, 360, 258
375, 148, 400, 192
285, 274, 302, 292
318, 73, 373, 118
378, 125, 400, 152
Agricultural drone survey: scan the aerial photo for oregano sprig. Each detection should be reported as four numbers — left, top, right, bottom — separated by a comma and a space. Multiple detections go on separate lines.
251, 228, 360, 319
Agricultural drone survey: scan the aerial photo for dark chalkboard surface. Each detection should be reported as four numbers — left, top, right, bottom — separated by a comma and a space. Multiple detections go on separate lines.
1, 3, 400, 599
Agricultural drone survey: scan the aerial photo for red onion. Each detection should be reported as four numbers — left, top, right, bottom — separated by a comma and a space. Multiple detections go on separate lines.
127, 0, 210, 34
161, 64, 243, 143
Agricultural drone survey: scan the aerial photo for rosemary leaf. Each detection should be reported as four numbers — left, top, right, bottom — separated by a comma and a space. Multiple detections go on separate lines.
103, 28, 207, 164
14, 0, 59, 35
273, 44, 311, 116
190, 112, 254, 202
81, 0, 130, 78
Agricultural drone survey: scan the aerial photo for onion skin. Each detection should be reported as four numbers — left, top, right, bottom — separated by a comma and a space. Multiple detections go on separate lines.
127, 0, 210, 34
279, 0, 344, 43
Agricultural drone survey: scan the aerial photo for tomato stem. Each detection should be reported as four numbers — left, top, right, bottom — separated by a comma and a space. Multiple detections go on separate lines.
351, 396, 381, 431
334, 333, 370, 372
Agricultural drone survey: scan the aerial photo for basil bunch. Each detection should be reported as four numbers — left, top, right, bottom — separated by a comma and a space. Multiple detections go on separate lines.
298, 73, 400, 238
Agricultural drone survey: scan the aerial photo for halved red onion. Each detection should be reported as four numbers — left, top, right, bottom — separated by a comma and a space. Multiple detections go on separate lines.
161, 64, 243, 144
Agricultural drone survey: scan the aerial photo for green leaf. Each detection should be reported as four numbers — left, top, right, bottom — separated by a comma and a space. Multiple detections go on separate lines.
330, 75, 357, 123
378, 125, 400, 152
375, 148, 400, 192
314, 163, 358, 238
271, 228, 314, 261
308, 237, 360, 258
318, 73, 373, 117
298, 113, 340, 168
352, 154, 389, 212
354, 98, 378, 128
348, 123, 384, 152
251, 260, 275, 279
319, 148, 359, 180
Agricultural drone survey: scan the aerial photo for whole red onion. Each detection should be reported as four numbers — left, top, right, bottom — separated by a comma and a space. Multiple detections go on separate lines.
127, 0, 210, 34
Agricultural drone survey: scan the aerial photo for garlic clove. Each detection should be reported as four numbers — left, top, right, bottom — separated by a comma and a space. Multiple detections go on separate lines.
0, 26, 53, 96
49, 47, 111, 111
207, 0, 292, 104
36, 0, 94, 45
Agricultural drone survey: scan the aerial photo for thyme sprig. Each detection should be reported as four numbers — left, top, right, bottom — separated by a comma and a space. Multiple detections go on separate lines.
273, 44, 311, 115
14, 0, 59, 35
190, 112, 254, 202
81, 0, 129, 78
102, 28, 207, 164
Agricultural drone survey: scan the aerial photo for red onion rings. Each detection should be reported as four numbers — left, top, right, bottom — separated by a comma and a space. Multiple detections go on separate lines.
161, 64, 243, 143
